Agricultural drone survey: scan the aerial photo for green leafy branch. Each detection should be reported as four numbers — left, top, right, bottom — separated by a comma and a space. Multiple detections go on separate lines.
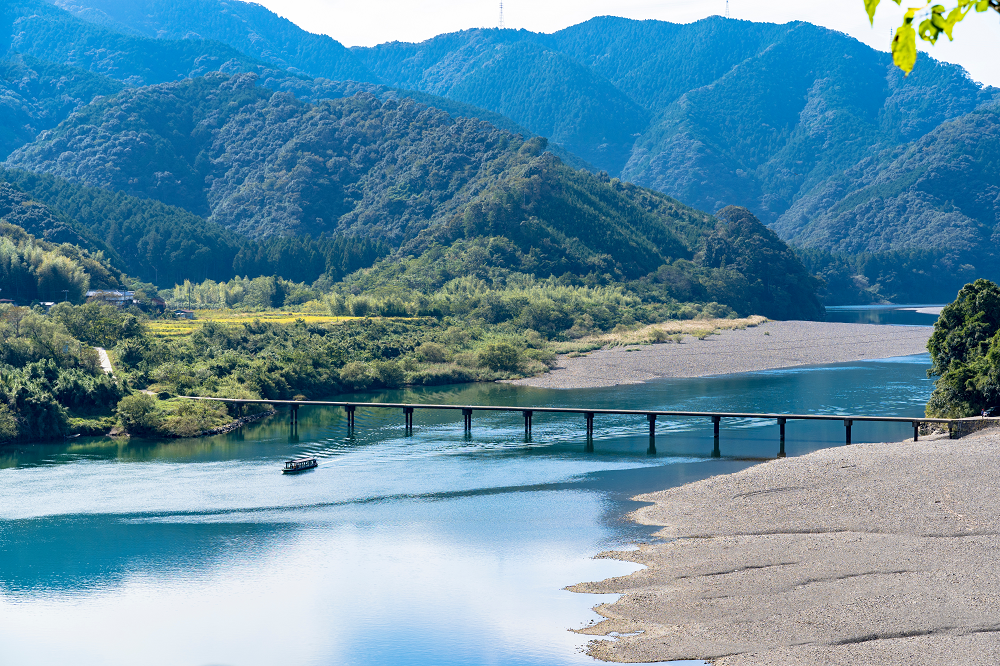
865, 0, 999, 73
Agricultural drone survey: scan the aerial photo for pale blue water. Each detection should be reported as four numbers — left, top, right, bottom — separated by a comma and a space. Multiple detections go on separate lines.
0, 351, 936, 666
825, 304, 942, 326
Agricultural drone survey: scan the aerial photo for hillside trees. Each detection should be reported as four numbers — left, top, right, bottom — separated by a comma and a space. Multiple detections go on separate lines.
0, 304, 126, 442
0, 222, 99, 303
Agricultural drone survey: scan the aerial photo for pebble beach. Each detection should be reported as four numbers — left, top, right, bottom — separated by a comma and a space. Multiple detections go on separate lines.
513, 321, 933, 389
571, 427, 1000, 665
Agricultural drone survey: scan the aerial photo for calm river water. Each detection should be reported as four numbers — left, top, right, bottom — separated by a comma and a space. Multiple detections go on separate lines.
0, 313, 938, 666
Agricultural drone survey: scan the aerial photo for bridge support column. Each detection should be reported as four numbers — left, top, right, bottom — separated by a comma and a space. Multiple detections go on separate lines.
290, 404, 299, 426
403, 407, 414, 435
344, 404, 356, 431
462, 408, 473, 434
712, 415, 721, 458
913, 421, 920, 442
584, 412, 594, 437
522, 410, 533, 440
845, 419, 853, 445
647, 414, 657, 455
778, 418, 786, 458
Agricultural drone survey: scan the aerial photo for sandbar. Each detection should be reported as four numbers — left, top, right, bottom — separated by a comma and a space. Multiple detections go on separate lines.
512, 321, 932, 389
571, 428, 1000, 665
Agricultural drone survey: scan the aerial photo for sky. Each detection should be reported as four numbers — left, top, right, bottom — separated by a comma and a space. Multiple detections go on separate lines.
253, 0, 999, 87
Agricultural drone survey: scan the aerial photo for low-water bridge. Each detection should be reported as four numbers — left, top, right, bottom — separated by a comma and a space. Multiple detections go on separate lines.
186, 397, 966, 458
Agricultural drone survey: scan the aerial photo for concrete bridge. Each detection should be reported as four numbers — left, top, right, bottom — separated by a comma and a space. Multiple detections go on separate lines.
185, 396, 972, 458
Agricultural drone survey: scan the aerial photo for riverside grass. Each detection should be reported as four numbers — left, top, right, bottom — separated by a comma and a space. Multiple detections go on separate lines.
554, 315, 768, 352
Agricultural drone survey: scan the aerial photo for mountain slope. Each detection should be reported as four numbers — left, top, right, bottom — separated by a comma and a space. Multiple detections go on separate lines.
0, 54, 123, 159
50, 0, 376, 82
4, 74, 542, 239
0, 69, 823, 318
775, 104, 1000, 255
355, 30, 646, 172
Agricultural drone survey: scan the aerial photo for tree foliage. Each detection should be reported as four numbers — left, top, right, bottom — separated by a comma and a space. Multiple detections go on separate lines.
926, 279, 1000, 417
865, 0, 1000, 73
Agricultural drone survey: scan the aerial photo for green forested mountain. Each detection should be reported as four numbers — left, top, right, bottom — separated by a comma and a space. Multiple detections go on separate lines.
4, 0, 992, 306
45, 0, 997, 287
0, 68, 822, 318
4, 74, 547, 239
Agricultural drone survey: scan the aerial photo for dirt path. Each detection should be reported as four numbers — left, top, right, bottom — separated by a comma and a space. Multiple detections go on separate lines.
94, 347, 114, 376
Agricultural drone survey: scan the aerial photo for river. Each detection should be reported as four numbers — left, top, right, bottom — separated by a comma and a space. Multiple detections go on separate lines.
0, 308, 940, 665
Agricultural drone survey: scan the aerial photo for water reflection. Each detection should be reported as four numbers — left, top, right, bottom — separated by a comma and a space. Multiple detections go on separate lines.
825, 304, 941, 326
0, 355, 935, 666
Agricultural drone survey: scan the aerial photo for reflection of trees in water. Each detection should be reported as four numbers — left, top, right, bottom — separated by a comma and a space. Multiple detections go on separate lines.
0, 515, 289, 596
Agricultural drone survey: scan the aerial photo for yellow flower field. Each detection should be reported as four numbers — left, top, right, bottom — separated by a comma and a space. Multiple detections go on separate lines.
146, 311, 361, 338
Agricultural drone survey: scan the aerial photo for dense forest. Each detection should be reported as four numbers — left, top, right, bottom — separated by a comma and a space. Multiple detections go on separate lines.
3, 0, 996, 444
8, 0, 999, 302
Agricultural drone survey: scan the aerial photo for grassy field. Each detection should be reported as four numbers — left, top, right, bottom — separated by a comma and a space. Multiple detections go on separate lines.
146, 311, 360, 338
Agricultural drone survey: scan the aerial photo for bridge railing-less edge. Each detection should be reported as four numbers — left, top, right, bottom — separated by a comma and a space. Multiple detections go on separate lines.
181, 396, 988, 458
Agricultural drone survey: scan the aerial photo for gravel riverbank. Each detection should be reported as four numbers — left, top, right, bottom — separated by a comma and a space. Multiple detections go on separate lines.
571, 428, 1000, 665
511, 321, 932, 389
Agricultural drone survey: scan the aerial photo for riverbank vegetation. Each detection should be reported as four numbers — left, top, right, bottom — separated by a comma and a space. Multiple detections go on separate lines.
926, 279, 1000, 418
0, 285, 762, 442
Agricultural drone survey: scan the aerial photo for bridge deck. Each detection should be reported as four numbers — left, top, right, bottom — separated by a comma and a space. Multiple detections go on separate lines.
186, 396, 957, 424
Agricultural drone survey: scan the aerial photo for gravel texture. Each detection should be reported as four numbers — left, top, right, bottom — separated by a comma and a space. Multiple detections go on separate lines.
570, 429, 1000, 665
512, 321, 932, 389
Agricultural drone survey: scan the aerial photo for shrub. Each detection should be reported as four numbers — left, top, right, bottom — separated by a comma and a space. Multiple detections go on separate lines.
0, 404, 18, 442
416, 342, 447, 363
649, 328, 670, 343
373, 360, 405, 388
340, 361, 373, 390
116, 393, 163, 435
478, 342, 522, 372
350, 298, 371, 317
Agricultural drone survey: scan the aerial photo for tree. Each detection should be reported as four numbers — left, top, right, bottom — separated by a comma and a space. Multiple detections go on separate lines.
865, 0, 1000, 73
926, 279, 1000, 417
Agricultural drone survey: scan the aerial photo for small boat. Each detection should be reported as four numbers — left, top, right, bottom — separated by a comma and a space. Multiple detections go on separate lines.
282, 456, 318, 473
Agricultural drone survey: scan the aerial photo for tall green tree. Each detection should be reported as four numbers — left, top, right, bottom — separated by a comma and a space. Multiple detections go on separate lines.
926, 279, 1000, 417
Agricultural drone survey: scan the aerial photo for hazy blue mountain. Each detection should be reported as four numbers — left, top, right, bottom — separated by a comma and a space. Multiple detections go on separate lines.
354, 29, 646, 172
38, 1, 995, 267
50, 0, 376, 82
775, 104, 1000, 255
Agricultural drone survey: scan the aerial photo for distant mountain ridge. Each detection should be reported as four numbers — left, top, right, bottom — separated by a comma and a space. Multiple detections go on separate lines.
37, 0, 1000, 275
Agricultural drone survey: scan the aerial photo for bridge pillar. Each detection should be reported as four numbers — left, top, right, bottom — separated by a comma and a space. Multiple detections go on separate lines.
522, 410, 533, 440
712, 415, 721, 458
290, 404, 299, 426
462, 408, 473, 434
584, 412, 594, 437
913, 421, 920, 442
344, 404, 356, 430
403, 407, 414, 435
778, 418, 786, 458
845, 419, 853, 445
